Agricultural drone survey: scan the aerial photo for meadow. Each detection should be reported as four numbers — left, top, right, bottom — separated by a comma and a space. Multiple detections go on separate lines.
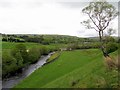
14, 49, 119, 88
2, 35, 119, 88
2, 42, 67, 50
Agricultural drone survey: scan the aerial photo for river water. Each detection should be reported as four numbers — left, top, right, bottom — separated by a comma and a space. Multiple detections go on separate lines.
2, 52, 54, 89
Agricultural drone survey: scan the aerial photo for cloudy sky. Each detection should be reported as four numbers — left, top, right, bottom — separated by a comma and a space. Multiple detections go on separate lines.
0, 0, 119, 37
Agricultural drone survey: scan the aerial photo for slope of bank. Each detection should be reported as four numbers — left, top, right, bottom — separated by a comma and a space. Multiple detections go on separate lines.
14, 49, 119, 88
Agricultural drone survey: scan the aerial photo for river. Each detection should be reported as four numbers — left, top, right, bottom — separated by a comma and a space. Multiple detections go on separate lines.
2, 52, 54, 89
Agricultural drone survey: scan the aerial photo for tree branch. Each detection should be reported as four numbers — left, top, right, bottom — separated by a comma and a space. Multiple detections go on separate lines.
88, 14, 100, 30
102, 20, 110, 30
90, 26, 99, 32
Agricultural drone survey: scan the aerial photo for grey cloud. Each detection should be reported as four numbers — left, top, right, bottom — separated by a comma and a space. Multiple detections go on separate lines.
58, 2, 88, 8
57, 1, 118, 9
0, 0, 43, 8
0, 2, 13, 8
26, 2, 42, 8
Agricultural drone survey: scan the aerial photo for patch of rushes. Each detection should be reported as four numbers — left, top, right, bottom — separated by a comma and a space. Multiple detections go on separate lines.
46, 51, 61, 63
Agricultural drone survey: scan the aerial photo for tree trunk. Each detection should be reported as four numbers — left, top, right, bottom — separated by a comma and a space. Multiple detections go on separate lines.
99, 31, 109, 57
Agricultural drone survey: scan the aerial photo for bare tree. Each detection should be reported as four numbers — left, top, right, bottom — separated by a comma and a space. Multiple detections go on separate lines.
81, 1, 118, 57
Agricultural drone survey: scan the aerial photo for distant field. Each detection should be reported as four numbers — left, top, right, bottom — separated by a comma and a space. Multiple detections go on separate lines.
14, 49, 119, 88
2, 42, 42, 50
2, 42, 67, 51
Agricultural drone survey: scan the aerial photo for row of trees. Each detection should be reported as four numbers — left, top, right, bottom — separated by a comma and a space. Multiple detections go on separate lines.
2, 34, 103, 44
66, 41, 118, 54
2, 36, 25, 42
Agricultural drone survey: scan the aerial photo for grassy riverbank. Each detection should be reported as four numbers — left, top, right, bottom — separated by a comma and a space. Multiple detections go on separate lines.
14, 49, 119, 88
46, 51, 61, 63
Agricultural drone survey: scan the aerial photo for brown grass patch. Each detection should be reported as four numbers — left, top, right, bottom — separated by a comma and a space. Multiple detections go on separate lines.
104, 56, 116, 70
114, 55, 120, 68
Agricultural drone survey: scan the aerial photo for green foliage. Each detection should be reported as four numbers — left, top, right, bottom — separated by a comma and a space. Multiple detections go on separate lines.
14, 44, 28, 64
2, 51, 17, 78
67, 43, 79, 50
2, 42, 42, 49
66, 42, 101, 50
103, 36, 116, 43
28, 47, 41, 63
2, 44, 29, 78
105, 42, 118, 54
2, 34, 100, 45
2, 41, 66, 78
13, 52, 23, 68
39, 46, 49, 55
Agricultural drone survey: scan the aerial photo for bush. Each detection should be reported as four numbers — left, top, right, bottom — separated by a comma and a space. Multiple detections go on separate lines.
14, 44, 28, 64
13, 52, 24, 68
11, 48, 24, 69
39, 46, 49, 55
2, 44, 58, 78
67, 43, 79, 50
28, 47, 41, 63
2, 44, 28, 78
2, 51, 17, 78
48, 47, 59, 52
105, 42, 118, 54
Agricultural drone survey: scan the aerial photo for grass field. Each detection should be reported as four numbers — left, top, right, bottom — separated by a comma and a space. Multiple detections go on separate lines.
14, 49, 119, 88
2, 42, 43, 50
2, 42, 67, 51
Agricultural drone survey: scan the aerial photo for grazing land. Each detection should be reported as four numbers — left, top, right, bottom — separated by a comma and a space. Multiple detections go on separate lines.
2, 34, 119, 88
14, 49, 119, 88
1, 0, 119, 89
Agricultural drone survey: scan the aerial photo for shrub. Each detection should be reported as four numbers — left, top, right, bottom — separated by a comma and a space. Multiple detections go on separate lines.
105, 42, 118, 54
2, 44, 28, 78
28, 47, 41, 63
14, 44, 28, 64
39, 46, 49, 55
11, 48, 24, 68
2, 51, 17, 78
103, 36, 116, 43
13, 52, 24, 68
67, 43, 79, 50
48, 47, 59, 52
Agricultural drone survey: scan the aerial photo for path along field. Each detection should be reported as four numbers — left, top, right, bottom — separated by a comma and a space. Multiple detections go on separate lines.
14, 49, 119, 88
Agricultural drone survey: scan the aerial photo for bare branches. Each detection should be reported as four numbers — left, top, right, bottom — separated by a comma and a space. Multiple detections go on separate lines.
102, 21, 110, 30
81, 19, 99, 32
88, 14, 100, 30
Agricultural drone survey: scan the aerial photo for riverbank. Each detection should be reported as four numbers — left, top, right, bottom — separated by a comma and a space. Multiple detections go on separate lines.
2, 52, 54, 88
14, 49, 119, 88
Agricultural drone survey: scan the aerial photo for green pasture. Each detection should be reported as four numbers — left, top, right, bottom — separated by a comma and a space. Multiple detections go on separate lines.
14, 49, 119, 88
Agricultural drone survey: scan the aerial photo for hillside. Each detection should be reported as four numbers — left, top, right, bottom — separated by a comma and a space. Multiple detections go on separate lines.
14, 49, 119, 88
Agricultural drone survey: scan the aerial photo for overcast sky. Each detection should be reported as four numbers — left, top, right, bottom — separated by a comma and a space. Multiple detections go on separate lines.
0, 0, 119, 37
